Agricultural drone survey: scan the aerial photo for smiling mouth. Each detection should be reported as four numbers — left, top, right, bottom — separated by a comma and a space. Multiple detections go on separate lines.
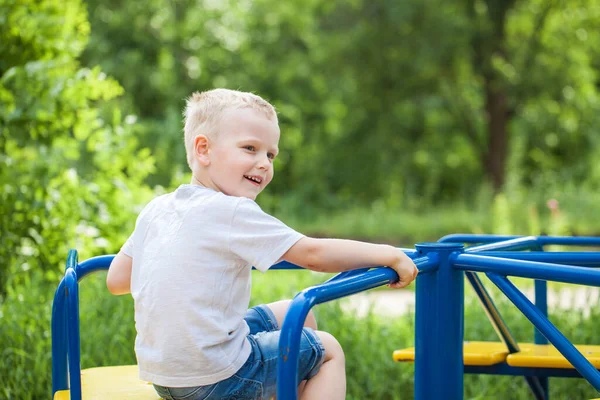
244, 175, 262, 186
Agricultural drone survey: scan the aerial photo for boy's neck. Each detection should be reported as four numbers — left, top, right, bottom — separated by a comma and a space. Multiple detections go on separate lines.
191, 174, 205, 187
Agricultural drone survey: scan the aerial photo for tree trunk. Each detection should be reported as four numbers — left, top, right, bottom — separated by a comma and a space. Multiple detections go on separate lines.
484, 77, 509, 191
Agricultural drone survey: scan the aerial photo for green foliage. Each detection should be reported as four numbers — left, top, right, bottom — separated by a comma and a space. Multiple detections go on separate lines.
81, 0, 600, 213
0, 270, 52, 400
2, 0, 600, 398
0, 0, 155, 297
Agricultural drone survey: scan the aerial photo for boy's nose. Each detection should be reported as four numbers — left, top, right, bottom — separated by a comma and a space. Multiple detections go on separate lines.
257, 154, 270, 169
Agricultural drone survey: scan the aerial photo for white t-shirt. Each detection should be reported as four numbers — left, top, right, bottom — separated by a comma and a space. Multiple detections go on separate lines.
121, 184, 304, 387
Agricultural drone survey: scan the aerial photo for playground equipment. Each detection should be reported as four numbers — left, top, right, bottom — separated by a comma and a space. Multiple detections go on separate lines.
52, 235, 600, 399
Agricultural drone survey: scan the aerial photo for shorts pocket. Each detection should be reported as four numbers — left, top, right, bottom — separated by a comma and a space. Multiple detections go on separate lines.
162, 384, 217, 400
219, 374, 263, 400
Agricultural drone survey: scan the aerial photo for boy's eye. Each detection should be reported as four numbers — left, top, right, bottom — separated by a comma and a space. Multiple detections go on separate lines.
244, 145, 255, 151
267, 152, 275, 160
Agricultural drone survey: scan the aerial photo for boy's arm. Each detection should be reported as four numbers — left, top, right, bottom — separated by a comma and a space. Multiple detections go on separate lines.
282, 237, 418, 289
106, 251, 133, 295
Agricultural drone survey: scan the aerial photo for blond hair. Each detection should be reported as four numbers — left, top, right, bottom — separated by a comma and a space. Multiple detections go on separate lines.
183, 88, 278, 169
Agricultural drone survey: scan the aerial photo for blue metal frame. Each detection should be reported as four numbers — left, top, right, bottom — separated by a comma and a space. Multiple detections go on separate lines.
488, 273, 600, 390
276, 235, 600, 399
52, 235, 600, 400
276, 252, 439, 399
50, 253, 306, 399
51, 251, 113, 399
440, 234, 600, 399
414, 243, 465, 399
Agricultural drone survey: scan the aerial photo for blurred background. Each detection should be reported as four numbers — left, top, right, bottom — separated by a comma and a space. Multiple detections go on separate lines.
2, 0, 600, 398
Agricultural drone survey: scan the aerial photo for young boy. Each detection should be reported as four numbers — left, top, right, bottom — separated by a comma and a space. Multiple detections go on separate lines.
106, 89, 418, 400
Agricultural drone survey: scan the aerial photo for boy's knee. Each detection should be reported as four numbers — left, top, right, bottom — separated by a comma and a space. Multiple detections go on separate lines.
316, 331, 345, 363
305, 309, 318, 330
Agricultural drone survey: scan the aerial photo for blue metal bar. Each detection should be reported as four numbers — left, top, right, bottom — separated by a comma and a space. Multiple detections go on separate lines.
400, 248, 419, 258
465, 272, 519, 353
75, 254, 308, 277
466, 236, 540, 252
534, 279, 549, 400
487, 273, 600, 391
480, 251, 600, 266
320, 249, 419, 284
76, 253, 428, 278
465, 364, 600, 378
440, 234, 523, 243
65, 268, 82, 400
51, 249, 79, 397
324, 268, 371, 283
51, 278, 68, 396
66, 249, 78, 271
536, 236, 600, 246
440, 234, 600, 247
415, 243, 464, 400
452, 253, 600, 286
416, 251, 440, 274
465, 272, 548, 400
266, 261, 304, 270
277, 254, 439, 399
531, 242, 549, 399
76, 255, 113, 279
534, 280, 549, 345
461, 242, 548, 399
277, 270, 397, 398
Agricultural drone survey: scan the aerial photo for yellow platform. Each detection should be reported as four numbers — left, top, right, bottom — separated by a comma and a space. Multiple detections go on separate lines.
394, 341, 600, 369
53, 365, 160, 400
393, 341, 509, 366
507, 343, 600, 369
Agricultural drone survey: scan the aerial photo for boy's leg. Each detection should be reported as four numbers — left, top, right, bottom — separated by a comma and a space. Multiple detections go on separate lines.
265, 299, 317, 330
300, 331, 346, 400
265, 300, 317, 399
265, 300, 345, 399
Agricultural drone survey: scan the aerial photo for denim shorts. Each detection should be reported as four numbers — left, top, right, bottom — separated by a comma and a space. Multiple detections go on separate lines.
153, 304, 325, 400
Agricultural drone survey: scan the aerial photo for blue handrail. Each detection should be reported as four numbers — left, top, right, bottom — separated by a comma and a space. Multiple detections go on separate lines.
50, 253, 305, 399
276, 235, 600, 399
276, 253, 439, 399
452, 253, 600, 286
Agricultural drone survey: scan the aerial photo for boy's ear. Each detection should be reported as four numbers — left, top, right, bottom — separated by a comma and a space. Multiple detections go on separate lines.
194, 135, 211, 166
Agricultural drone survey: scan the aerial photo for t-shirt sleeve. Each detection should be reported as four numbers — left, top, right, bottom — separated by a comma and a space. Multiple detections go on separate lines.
121, 234, 134, 257
229, 198, 304, 272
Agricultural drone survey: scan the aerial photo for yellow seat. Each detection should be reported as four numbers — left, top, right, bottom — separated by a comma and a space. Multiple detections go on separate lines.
393, 341, 509, 366
507, 343, 600, 369
53, 365, 160, 400
394, 341, 600, 369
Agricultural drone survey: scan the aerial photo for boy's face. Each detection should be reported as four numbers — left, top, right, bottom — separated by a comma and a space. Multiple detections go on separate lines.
203, 108, 280, 200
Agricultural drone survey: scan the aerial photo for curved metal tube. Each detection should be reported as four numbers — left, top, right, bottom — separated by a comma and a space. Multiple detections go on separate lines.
277, 255, 438, 399
440, 234, 600, 248
477, 251, 600, 267
453, 253, 600, 286
51, 278, 68, 395
75, 255, 113, 280
324, 249, 420, 284
466, 236, 540, 252
65, 268, 82, 400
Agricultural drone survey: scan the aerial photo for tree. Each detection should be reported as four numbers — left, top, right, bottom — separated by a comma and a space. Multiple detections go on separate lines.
0, 0, 154, 297
80, 0, 600, 209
